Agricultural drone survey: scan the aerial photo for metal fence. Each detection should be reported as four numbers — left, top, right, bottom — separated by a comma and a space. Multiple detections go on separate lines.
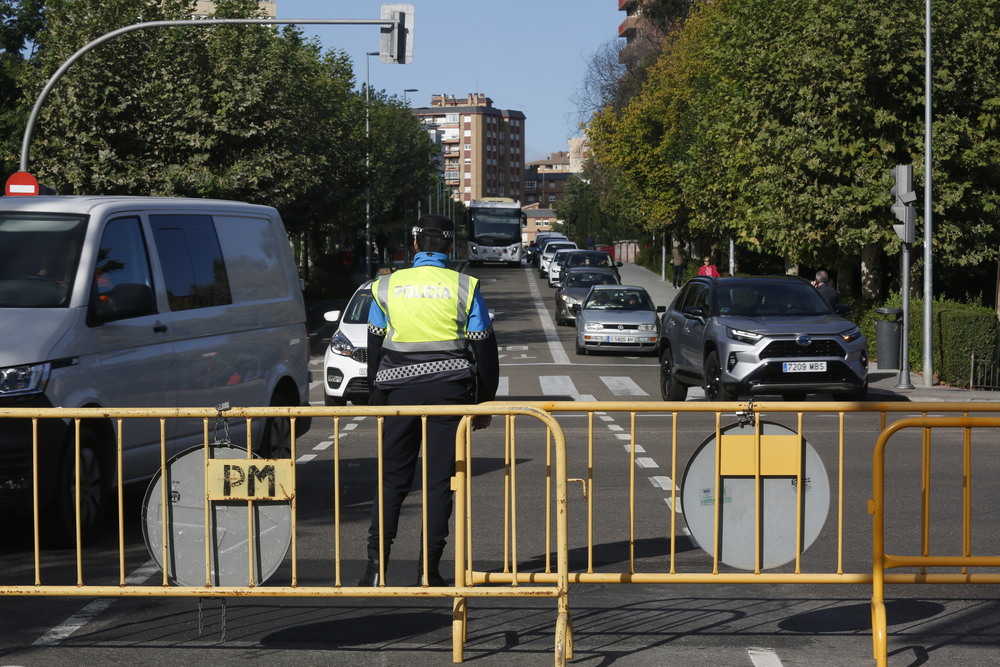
3, 400, 1000, 665
969, 353, 1000, 390
0, 404, 570, 665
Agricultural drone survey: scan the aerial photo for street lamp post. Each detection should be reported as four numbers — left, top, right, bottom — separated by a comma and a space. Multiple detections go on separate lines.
365, 51, 378, 279
402, 88, 417, 264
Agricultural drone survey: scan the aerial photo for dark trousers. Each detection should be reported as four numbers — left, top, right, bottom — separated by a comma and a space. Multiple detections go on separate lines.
672, 264, 685, 286
366, 381, 473, 558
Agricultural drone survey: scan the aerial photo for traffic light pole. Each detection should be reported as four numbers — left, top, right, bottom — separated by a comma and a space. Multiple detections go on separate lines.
896, 243, 914, 390
18, 11, 412, 173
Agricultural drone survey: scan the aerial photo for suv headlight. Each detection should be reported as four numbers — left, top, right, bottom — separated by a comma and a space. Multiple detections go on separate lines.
0, 362, 50, 397
839, 326, 863, 342
727, 327, 763, 344
328, 331, 357, 357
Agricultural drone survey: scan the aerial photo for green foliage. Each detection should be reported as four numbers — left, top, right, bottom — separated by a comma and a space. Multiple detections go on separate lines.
588, 0, 1000, 301
3, 0, 437, 294
0, 0, 45, 177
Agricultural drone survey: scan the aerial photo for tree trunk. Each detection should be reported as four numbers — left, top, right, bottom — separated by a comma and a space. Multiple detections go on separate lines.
861, 244, 882, 300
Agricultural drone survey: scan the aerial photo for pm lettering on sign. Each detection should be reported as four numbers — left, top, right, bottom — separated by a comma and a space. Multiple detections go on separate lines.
206, 459, 295, 500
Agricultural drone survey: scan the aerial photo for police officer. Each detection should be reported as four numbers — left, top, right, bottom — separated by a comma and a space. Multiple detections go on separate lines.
359, 214, 500, 587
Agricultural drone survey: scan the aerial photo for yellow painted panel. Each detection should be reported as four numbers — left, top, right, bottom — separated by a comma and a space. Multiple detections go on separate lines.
206, 459, 295, 500
720, 434, 802, 476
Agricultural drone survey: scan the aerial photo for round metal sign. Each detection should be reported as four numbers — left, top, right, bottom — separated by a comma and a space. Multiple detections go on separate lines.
142, 444, 292, 587
680, 420, 830, 570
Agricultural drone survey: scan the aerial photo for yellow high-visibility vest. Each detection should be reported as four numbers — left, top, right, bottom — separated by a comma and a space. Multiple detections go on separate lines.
374, 266, 477, 352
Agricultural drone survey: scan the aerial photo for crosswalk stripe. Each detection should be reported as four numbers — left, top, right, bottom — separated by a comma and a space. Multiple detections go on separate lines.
601, 376, 649, 396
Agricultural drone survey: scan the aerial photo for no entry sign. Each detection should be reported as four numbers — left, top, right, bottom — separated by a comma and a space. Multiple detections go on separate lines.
5, 171, 40, 196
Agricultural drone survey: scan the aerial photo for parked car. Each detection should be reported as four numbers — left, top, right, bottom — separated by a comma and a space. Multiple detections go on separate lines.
657, 275, 869, 402
554, 267, 620, 325
572, 285, 664, 355
548, 249, 622, 288
538, 240, 577, 278
323, 279, 375, 406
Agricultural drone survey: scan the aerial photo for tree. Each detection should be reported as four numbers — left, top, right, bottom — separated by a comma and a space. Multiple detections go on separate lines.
587, 0, 1000, 301
0, 0, 45, 178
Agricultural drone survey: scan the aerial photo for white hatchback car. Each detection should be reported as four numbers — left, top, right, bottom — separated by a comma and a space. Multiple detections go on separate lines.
323, 280, 375, 405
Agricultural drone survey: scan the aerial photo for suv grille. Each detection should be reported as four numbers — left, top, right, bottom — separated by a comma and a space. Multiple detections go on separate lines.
351, 348, 368, 364
760, 339, 845, 359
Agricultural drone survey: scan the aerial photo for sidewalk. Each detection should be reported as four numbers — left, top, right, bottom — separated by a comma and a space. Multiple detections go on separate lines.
616, 261, 1000, 404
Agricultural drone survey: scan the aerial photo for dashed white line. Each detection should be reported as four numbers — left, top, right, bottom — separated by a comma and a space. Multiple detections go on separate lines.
635, 457, 658, 469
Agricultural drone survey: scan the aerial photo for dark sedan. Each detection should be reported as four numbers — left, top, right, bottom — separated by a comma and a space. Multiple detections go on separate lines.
554, 267, 620, 325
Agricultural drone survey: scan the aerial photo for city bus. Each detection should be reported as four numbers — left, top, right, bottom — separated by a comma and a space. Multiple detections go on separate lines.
465, 198, 526, 266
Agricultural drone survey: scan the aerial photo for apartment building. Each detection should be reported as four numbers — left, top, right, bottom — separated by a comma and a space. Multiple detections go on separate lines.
523, 138, 590, 207
194, 1, 277, 16
412, 93, 526, 205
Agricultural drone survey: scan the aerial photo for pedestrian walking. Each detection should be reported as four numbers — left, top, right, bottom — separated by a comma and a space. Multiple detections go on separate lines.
670, 242, 687, 288
359, 214, 500, 587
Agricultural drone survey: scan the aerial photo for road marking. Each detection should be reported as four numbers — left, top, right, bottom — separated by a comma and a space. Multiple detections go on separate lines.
526, 272, 570, 365
635, 457, 658, 469
497, 377, 510, 396
540, 375, 578, 398
748, 647, 784, 667
650, 475, 674, 490
34, 560, 159, 646
297, 454, 317, 463
624, 444, 646, 453
601, 376, 649, 396
314, 440, 333, 450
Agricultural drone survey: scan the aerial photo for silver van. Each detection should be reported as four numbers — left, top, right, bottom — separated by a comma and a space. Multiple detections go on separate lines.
0, 196, 312, 543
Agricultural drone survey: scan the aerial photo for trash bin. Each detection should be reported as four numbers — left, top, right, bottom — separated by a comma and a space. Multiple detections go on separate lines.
874, 307, 903, 369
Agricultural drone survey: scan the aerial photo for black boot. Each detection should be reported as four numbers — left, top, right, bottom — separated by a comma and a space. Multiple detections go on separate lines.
417, 550, 446, 587
359, 546, 388, 587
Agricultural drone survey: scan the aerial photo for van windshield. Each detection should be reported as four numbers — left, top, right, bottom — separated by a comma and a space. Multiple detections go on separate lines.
0, 213, 88, 307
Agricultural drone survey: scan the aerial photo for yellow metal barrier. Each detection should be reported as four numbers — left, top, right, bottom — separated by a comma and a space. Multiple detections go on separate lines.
870, 415, 1000, 666
4, 400, 1000, 664
473, 399, 1000, 665
0, 404, 570, 666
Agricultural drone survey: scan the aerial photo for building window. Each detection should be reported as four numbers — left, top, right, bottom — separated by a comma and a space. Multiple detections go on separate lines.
464, 144, 471, 151
548, 195, 557, 202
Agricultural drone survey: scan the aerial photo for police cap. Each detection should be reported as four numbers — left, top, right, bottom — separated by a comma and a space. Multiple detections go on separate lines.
412, 214, 454, 240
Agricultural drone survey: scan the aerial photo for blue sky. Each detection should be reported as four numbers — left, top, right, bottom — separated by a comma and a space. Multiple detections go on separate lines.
275, 1, 625, 160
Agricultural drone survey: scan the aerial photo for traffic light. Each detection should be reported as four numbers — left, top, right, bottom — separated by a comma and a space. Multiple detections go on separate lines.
890, 164, 916, 244
380, 4, 413, 64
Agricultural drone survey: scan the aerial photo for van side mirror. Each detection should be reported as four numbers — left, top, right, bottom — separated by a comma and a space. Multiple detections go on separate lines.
89, 283, 156, 324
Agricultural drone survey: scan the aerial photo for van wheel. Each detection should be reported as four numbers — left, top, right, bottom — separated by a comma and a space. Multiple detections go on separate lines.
44, 426, 107, 548
260, 392, 294, 458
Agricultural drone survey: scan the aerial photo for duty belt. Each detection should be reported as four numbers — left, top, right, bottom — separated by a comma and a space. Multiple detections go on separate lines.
375, 358, 473, 383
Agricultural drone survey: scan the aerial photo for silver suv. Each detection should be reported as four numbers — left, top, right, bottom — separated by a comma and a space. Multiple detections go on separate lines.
658, 276, 868, 401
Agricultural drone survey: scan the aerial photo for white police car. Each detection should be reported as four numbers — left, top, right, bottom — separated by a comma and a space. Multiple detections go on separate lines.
323, 279, 375, 405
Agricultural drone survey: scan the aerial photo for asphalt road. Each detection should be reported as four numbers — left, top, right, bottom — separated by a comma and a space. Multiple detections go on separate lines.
2, 263, 999, 666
